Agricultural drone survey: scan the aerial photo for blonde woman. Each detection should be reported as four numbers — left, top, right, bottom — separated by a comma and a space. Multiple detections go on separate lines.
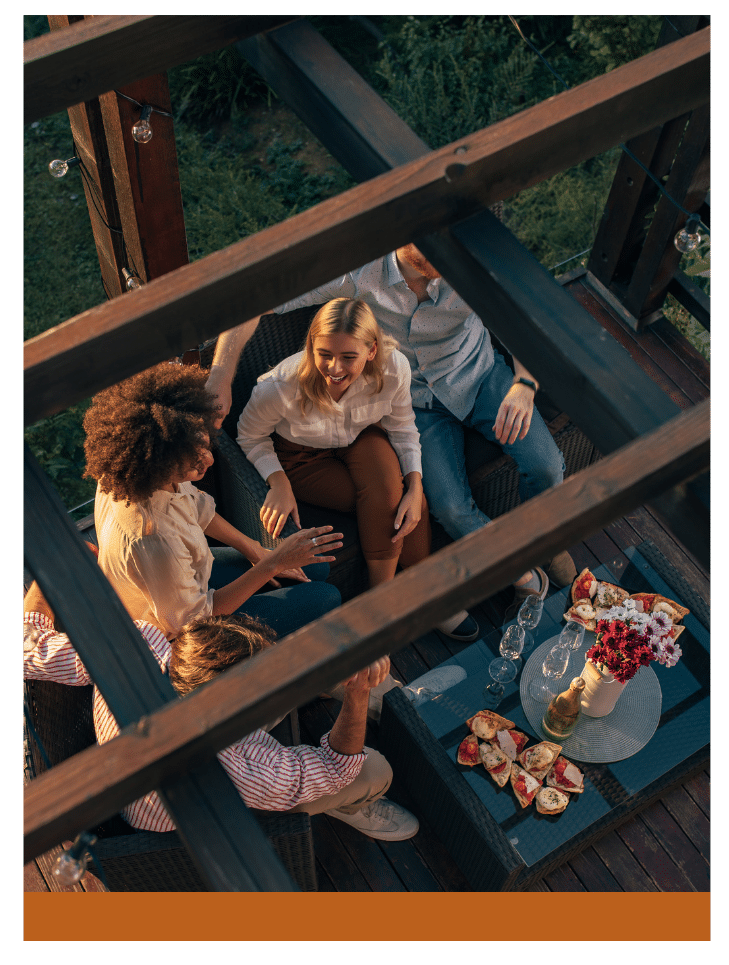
236, 298, 478, 642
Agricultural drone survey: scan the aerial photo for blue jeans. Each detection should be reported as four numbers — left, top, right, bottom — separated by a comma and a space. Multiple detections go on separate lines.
414, 353, 565, 541
208, 548, 341, 638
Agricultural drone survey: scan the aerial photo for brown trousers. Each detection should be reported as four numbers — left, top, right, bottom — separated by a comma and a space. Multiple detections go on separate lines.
273, 425, 431, 564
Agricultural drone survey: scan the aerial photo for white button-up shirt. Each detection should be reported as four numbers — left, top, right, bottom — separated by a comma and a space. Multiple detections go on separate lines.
237, 347, 422, 481
273, 251, 494, 421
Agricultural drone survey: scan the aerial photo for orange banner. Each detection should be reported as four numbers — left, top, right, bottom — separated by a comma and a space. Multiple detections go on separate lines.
25, 892, 710, 942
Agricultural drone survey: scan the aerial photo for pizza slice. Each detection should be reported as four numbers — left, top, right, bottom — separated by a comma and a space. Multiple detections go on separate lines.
629, 592, 689, 623
466, 709, 515, 741
536, 786, 570, 815
456, 733, 481, 766
517, 741, 563, 781
594, 581, 630, 609
563, 599, 597, 631
510, 763, 542, 808
479, 742, 511, 787
546, 755, 585, 794
571, 567, 598, 604
491, 728, 529, 761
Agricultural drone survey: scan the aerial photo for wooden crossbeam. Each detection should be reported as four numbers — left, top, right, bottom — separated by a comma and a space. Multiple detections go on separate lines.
24, 399, 709, 859
24, 26, 710, 428
24, 444, 296, 889
24, 15, 298, 124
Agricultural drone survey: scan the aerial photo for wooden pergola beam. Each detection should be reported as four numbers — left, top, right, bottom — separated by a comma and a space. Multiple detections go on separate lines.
24, 14, 299, 124
25, 399, 710, 860
24, 25, 710, 428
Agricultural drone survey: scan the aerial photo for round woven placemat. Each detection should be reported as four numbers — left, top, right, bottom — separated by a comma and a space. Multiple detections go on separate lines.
519, 635, 662, 763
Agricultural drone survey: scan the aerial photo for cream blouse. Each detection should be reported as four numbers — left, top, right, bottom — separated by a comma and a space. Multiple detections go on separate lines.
95, 481, 217, 638
236, 348, 422, 481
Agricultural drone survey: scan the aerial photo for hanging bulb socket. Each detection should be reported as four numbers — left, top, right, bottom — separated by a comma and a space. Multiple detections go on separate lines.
122, 267, 142, 290
132, 105, 153, 144
51, 832, 98, 886
674, 216, 701, 253
48, 156, 81, 179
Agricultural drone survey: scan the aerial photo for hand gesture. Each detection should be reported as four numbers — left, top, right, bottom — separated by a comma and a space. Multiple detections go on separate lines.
343, 656, 391, 693
392, 474, 423, 543
261, 472, 301, 538
267, 526, 343, 576
492, 383, 534, 445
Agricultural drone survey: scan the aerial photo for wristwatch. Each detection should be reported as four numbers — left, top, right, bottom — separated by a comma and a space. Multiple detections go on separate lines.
513, 376, 538, 393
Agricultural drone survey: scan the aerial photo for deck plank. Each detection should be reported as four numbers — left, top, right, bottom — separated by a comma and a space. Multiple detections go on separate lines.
566, 846, 623, 891
638, 801, 710, 891
534, 863, 587, 892
616, 814, 699, 891
324, 820, 408, 892
311, 815, 373, 892
660, 785, 710, 863
683, 768, 710, 818
591, 831, 659, 891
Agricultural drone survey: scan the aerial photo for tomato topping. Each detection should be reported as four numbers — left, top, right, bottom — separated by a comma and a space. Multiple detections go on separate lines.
491, 760, 507, 773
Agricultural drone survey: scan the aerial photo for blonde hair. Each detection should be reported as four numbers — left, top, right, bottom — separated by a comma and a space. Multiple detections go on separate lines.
297, 298, 398, 416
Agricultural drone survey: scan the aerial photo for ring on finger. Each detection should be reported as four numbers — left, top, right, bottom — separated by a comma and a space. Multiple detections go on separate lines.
311, 536, 318, 547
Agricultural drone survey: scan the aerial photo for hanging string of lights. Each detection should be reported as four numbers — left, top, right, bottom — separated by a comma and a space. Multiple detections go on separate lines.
508, 15, 709, 252
114, 88, 174, 144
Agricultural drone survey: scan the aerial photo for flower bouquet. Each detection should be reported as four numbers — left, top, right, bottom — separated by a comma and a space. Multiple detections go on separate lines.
588, 598, 684, 683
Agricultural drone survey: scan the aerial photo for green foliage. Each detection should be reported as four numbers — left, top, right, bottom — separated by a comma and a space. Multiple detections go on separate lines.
168, 46, 272, 124
568, 16, 662, 73
25, 403, 98, 519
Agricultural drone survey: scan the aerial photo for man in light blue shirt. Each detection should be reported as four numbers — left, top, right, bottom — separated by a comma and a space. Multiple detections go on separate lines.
208, 245, 574, 617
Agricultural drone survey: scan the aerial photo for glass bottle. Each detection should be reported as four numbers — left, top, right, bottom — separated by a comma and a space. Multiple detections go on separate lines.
541, 676, 586, 741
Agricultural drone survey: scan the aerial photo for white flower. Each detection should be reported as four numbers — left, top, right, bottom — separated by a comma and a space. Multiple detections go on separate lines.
662, 643, 682, 668
649, 611, 671, 633
605, 604, 627, 621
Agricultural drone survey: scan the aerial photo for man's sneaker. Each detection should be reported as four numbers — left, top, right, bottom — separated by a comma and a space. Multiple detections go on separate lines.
325, 797, 419, 841
436, 611, 480, 641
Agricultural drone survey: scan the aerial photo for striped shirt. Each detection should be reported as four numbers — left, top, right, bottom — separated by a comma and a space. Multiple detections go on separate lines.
23, 612, 366, 831
274, 251, 495, 421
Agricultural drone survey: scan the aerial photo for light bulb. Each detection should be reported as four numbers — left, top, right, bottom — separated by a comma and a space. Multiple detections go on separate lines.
51, 831, 97, 886
132, 106, 153, 144
48, 156, 80, 179
122, 267, 142, 290
674, 220, 701, 253
52, 849, 89, 886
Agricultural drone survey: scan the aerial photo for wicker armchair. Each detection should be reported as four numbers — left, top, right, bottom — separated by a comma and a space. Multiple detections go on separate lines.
23, 678, 317, 891
205, 308, 600, 601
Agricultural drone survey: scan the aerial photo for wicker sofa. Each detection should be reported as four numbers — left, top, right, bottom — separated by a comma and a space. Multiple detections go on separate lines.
205, 306, 600, 602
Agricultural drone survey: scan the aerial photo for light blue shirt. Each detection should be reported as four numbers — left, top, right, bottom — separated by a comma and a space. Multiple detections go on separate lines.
274, 252, 494, 421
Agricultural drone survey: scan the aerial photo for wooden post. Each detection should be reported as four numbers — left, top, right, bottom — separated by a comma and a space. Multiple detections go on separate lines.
47, 15, 188, 300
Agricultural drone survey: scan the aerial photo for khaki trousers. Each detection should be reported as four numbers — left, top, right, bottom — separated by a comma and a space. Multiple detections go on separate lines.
285, 747, 393, 815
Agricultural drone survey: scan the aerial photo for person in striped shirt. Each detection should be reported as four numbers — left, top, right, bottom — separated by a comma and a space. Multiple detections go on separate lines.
23, 580, 419, 841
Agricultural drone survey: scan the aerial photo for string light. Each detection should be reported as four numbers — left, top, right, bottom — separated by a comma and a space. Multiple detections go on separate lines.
122, 267, 142, 290
48, 156, 81, 179
52, 832, 97, 886
132, 105, 153, 144
674, 217, 701, 253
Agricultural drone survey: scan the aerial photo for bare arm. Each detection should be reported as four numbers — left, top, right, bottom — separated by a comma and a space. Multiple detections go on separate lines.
328, 657, 390, 755
206, 315, 265, 428
209, 526, 343, 616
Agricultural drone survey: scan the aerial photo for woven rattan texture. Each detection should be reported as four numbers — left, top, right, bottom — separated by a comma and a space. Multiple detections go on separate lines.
24, 674, 317, 891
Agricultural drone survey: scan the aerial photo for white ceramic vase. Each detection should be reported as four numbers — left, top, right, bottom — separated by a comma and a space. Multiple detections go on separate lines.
580, 658, 628, 717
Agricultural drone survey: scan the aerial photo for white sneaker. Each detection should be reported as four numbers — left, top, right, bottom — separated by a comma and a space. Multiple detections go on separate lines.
325, 797, 419, 841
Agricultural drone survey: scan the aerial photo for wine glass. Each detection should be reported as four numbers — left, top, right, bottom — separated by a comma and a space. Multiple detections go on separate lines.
558, 620, 585, 652
517, 594, 543, 653
529, 644, 570, 700
485, 655, 517, 700
499, 624, 525, 671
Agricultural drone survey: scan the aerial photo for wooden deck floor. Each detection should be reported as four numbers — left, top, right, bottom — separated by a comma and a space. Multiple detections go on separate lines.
24, 270, 709, 893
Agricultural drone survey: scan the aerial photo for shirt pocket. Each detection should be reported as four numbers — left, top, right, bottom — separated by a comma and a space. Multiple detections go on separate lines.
350, 400, 390, 431
291, 418, 332, 446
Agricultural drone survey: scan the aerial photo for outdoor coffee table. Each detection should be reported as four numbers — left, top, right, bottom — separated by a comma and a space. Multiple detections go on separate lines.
380, 543, 710, 890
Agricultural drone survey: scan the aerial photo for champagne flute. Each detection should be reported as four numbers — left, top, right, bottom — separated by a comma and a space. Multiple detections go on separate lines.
499, 624, 525, 671
485, 655, 517, 700
558, 620, 585, 652
529, 644, 569, 700
517, 594, 543, 653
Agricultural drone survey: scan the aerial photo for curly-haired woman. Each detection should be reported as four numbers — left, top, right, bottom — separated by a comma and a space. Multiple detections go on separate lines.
83, 361, 342, 640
